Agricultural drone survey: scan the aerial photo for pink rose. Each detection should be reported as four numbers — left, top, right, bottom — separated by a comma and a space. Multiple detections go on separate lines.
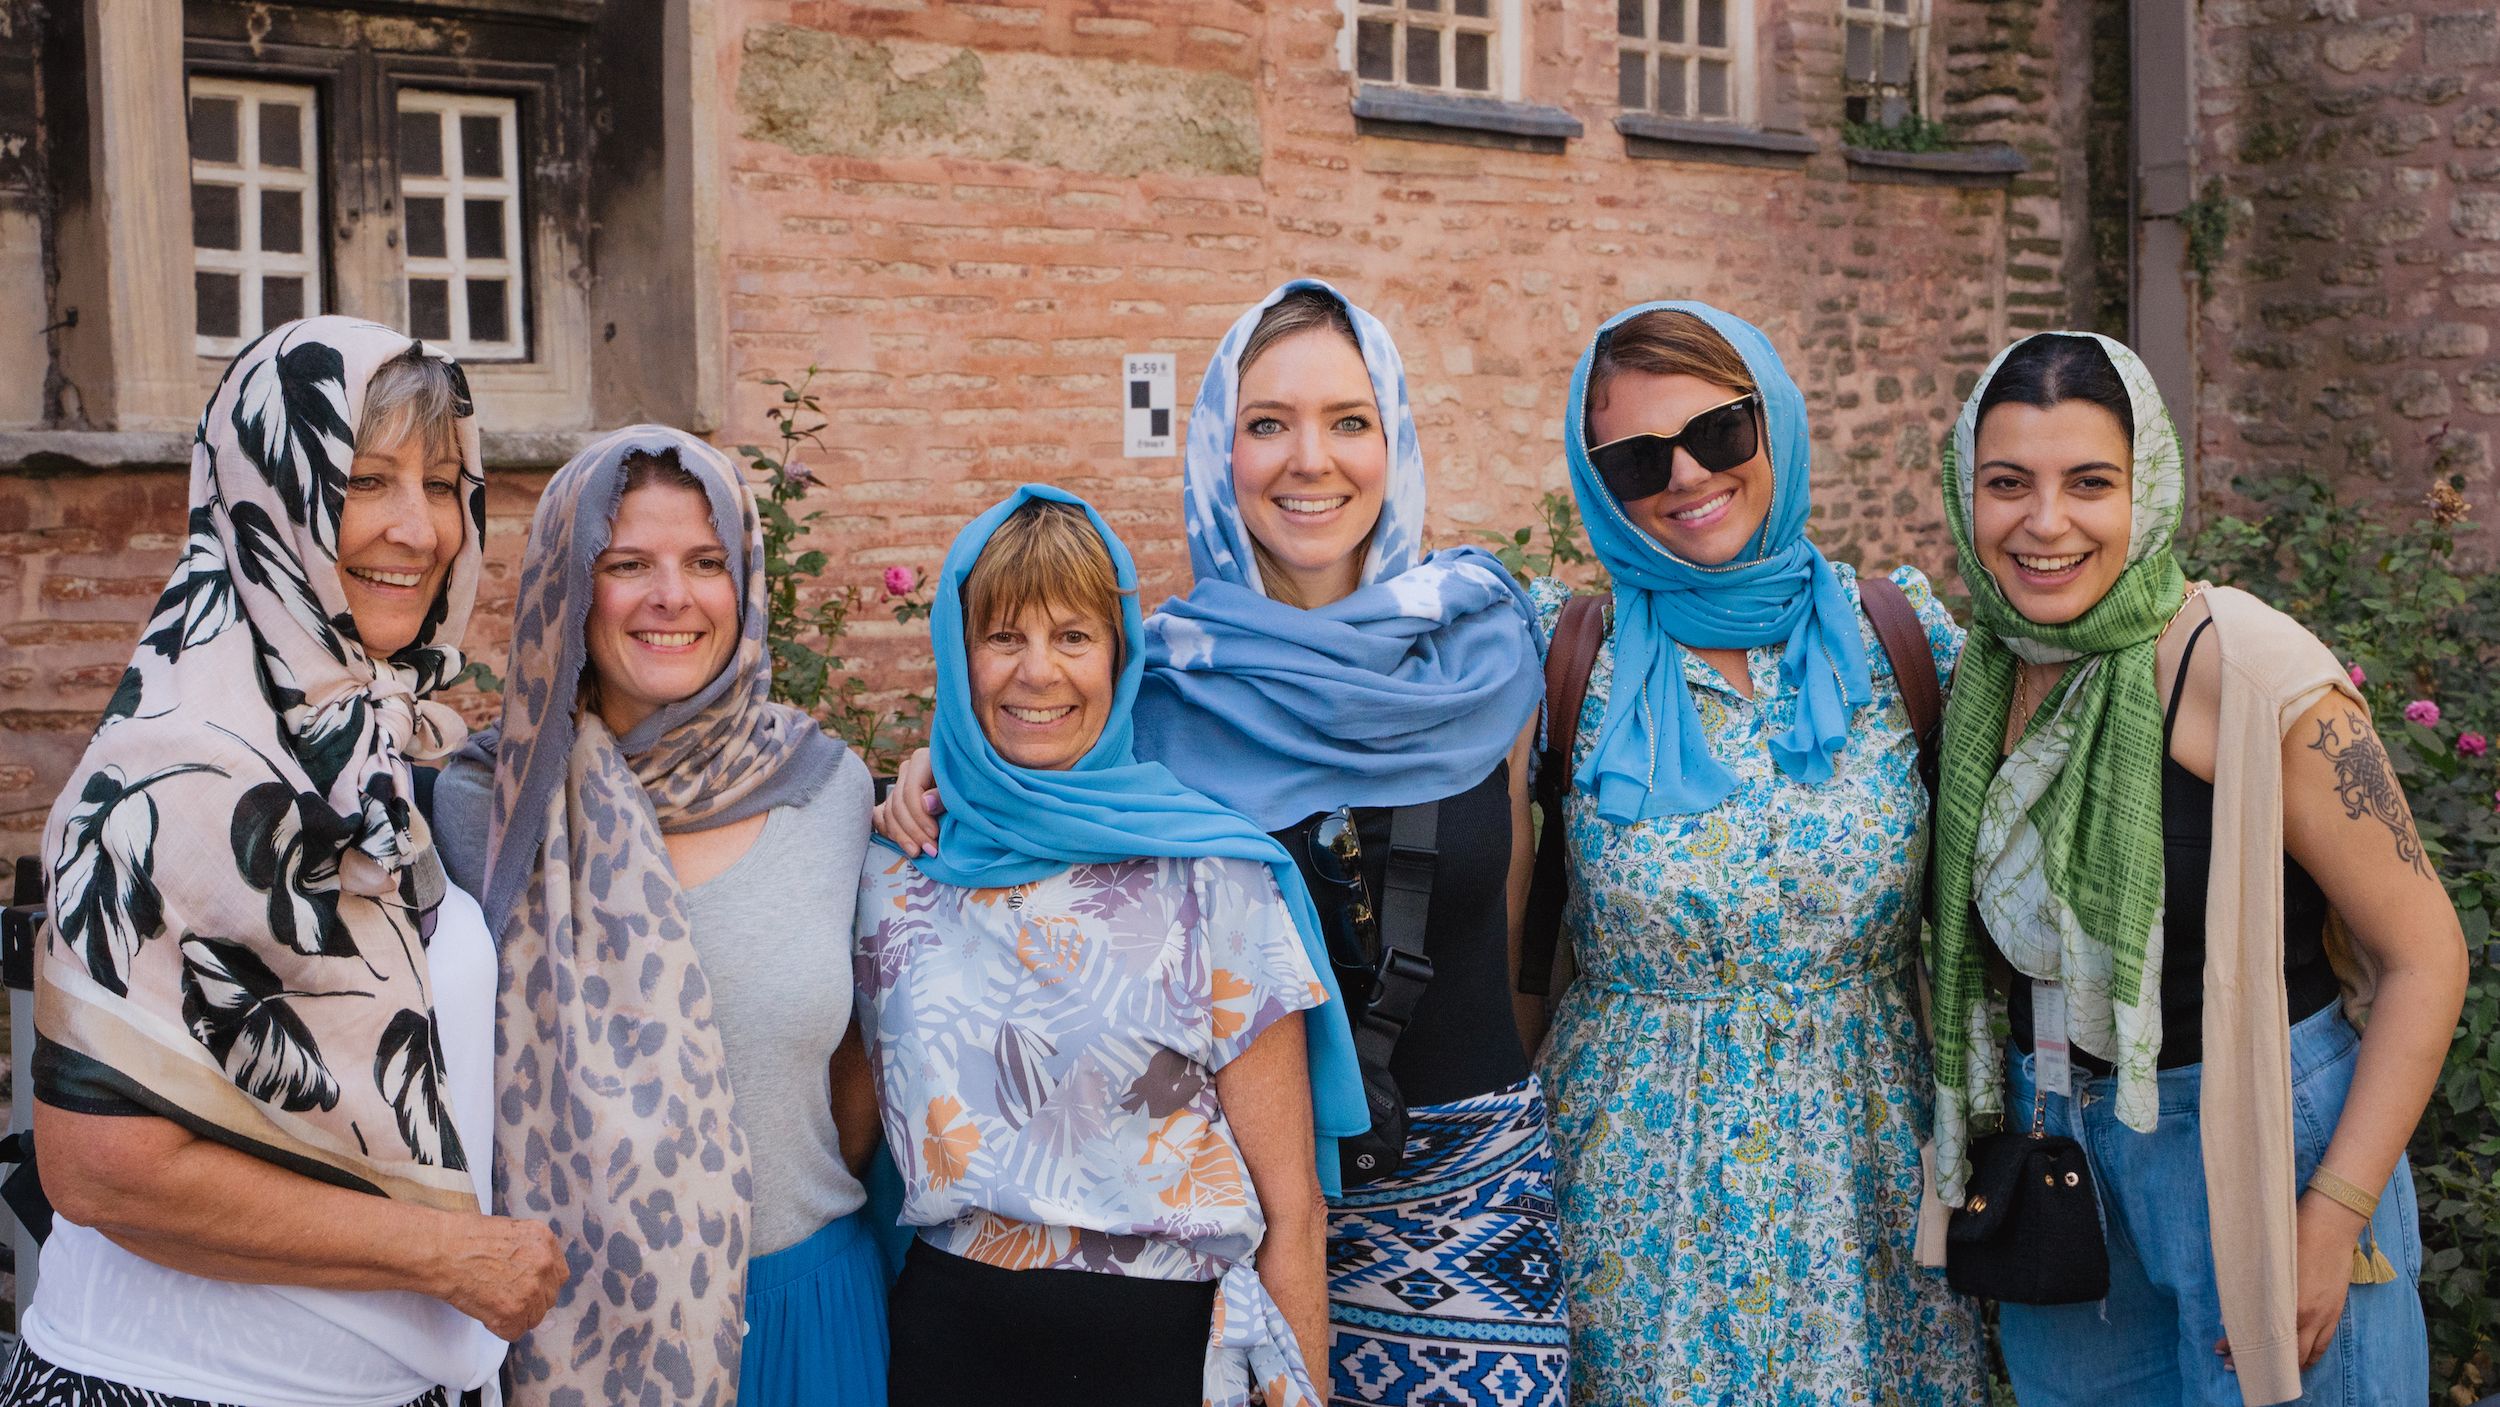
2348, 663, 2366, 687
2404, 699, 2441, 727
883, 566, 917, 598
2462, 733, 2489, 758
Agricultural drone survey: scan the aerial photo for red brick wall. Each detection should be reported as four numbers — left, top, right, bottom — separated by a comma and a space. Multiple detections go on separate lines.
3, 0, 2074, 852
720, 0, 2054, 710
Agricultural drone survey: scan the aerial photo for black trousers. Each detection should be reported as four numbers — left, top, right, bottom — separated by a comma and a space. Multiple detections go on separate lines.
886, 1239, 1215, 1407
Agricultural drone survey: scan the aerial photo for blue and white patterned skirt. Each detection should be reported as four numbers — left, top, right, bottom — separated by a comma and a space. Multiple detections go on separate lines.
1325, 1076, 1570, 1406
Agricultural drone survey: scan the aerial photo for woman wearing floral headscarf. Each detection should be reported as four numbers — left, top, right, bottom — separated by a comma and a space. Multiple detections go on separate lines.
1927, 333, 2462, 1407
1529, 302, 1985, 1403
434, 427, 885, 1407
13, 317, 562, 1407
878, 281, 1565, 1402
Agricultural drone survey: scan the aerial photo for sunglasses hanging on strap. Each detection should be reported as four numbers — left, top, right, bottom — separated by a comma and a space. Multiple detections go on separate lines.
1307, 801, 1440, 1186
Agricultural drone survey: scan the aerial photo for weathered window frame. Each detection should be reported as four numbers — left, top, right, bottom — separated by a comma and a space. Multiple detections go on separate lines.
186, 76, 325, 358
1615, 0, 1755, 127
394, 89, 529, 362
1340, 0, 1526, 103
1841, 0, 1929, 128
181, 9, 589, 426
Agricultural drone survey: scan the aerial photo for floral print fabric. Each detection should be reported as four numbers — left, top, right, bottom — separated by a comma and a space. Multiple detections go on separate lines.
855, 849, 1332, 1407
1529, 565, 1988, 1407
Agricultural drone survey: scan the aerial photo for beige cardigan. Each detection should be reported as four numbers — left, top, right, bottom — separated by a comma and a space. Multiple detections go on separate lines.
2198, 585, 2376, 1406
1915, 586, 2373, 1407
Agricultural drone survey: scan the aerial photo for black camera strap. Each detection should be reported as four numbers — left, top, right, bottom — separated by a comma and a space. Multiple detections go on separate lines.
1352, 800, 1438, 1073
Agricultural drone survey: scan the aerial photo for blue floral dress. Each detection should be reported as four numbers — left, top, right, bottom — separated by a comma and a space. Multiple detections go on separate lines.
1529, 566, 1987, 1407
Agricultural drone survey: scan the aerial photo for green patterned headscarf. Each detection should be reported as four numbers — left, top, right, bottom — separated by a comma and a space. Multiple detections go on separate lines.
1929, 332, 2188, 1200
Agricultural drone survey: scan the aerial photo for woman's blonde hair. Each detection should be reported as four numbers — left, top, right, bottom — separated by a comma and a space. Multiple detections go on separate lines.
962, 500, 1132, 658
1584, 309, 1757, 423
359, 350, 463, 462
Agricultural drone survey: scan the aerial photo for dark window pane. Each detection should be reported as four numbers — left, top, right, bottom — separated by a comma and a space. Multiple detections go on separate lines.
260, 189, 303, 254
1619, 52, 1647, 109
1360, 0, 1392, 5
1879, 91, 1911, 126
1884, 0, 1909, 12
1658, 56, 1686, 114
258, 102, 303, 169
1406, 23, 1441, 86
405, 197, 447, 259
399, 108, 443, 177
196, 271, 240, 339
1697, 0, 1727, 48
1881, 25, 1912, 83
192, 182, 240, 250
1356, 19, 1396, 80
1455, 30, 1490, 90
463, 198, 505, 260
1618, 0, 1644, 37
459, 114, 503, 178
1698, 58, 1729, 115
409, 278, 450, 340
1844, 21, 1873, 80
466, 279, 510, 345
1405, 0, 1439, 9
262, 275, 304, 327
1659, 0, 1684, 43
1455, 0, 1489, 14
191, 95, 239, 163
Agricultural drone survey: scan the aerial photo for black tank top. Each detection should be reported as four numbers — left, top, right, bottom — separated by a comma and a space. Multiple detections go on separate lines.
1271, 761, 1528, 1108
2010, 618, 2339, 1071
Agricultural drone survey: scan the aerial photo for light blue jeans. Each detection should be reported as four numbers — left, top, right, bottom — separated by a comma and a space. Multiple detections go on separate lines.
1996, 1003, 2429, 1407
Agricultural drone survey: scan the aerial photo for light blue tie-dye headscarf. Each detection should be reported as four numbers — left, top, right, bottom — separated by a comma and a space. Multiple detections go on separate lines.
1563, 301, 1873, 822
1136, 279, 1542, 831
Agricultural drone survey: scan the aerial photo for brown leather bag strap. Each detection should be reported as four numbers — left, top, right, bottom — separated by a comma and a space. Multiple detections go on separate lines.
1518, 594, 1604, 998
1859, 572, 1942, 799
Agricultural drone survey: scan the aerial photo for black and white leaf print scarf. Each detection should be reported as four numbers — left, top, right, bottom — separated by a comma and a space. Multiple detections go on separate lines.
36, 316, 487, 1210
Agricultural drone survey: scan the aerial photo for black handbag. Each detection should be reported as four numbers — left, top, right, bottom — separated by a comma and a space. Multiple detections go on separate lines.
1945, 1084, 2110, 1305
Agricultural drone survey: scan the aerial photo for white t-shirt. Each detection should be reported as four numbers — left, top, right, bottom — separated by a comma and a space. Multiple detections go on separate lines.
22, 884, 508, 1407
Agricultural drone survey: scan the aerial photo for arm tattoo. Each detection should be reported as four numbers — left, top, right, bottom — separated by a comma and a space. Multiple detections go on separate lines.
2308, 712, 2434, 880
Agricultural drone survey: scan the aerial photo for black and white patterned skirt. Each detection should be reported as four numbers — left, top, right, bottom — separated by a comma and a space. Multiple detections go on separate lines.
0, 1345, 452, 1407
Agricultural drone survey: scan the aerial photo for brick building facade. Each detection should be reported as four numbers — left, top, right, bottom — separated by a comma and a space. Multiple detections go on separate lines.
0, 0, 2479, 849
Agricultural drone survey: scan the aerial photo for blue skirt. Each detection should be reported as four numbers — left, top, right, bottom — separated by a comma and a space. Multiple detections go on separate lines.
738, 1209, 890, 1407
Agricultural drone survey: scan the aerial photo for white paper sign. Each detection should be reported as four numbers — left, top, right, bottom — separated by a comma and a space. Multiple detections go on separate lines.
1123, 354, 1176, 458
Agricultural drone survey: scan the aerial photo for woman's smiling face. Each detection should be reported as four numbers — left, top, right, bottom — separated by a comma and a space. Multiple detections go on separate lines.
1970, 398, 2135, 625
1229, 326, 1389, 608
335, 433, 467, 657
1587, 369, 1775, 567
584, 481, 740, 736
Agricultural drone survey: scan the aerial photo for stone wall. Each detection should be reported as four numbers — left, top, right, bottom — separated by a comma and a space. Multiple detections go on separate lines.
2198, 0, 2500, 547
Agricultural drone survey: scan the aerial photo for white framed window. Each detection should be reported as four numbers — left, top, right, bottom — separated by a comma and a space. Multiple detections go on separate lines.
1843, 0, 1926, 127
188, 77, 322, 358
395, 90, 527, 361
1347, 0, 1522, 100
1616, 0, 1752, 123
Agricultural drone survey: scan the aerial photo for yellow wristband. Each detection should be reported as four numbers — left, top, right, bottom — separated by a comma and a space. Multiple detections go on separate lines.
2307, 1166, 2380, 1222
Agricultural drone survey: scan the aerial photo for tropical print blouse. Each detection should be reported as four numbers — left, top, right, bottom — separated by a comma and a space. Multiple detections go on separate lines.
854, 847, 1332, 1407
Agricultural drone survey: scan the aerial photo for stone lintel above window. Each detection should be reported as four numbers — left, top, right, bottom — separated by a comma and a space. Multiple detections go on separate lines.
1615, 113, 1815, 168
1842, 143, 2028, 186
1350, 84, 1582, 154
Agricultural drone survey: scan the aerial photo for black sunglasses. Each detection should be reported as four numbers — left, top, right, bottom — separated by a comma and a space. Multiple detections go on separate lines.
1302, 808, 1379, 969
1585, 393, 1763, 505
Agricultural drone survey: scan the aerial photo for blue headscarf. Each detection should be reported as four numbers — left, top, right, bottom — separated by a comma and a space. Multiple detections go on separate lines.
1135, 279, 1542, 830
897, 483, 1368, 1194
1564, 301, 1873, 822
